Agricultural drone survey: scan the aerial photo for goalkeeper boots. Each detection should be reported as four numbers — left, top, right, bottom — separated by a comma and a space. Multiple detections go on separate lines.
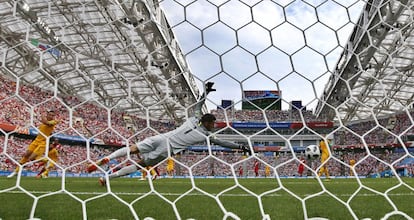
87, 157, 110, 173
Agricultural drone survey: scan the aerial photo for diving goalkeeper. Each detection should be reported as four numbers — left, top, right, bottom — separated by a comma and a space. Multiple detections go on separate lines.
87, 82, 250, 185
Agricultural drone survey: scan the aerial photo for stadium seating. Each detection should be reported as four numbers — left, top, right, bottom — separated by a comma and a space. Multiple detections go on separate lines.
1, 76, 413, 177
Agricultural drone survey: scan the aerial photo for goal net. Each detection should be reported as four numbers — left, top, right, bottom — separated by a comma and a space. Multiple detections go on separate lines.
0, 0, 413, 219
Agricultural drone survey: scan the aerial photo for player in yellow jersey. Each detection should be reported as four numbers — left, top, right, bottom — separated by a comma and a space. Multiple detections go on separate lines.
7, 109, 59, 178
317, 139, 331, 180
349, 159, 356, 176
265, 165, 271, 177
36, 138, 60, 178
166, 157, 175, 177
139, 166, 158, 181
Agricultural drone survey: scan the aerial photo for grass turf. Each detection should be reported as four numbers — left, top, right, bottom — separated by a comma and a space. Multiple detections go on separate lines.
0, 176, 413, 219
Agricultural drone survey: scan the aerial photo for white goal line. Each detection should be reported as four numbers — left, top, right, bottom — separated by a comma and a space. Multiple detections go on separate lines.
4, 190, 414, 197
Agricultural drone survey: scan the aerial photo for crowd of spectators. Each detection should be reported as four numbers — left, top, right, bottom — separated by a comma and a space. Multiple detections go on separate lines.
1, 134, 412, 177
210, 108, 320, 122
334, 112, 414, 147
165, 150, 413, 177
3, 75, 414, 147
1, 75, 413, 177
0, 127, 408, 177
0, 76, 175, 146
0, 136, 115, 173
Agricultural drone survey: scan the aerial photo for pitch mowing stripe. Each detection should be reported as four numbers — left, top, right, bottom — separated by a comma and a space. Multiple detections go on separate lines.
3, 190, 414, 197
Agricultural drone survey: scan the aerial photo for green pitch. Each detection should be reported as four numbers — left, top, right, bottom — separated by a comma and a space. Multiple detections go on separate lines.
1, 177, 413, 219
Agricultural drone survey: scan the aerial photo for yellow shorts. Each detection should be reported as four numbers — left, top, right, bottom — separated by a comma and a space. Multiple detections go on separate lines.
35, 149, 58, 167
50, 148, 58, 159
27, 140, 47, 156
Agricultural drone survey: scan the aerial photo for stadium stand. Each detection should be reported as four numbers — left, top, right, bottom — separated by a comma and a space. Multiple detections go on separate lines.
1, 76, 413, 178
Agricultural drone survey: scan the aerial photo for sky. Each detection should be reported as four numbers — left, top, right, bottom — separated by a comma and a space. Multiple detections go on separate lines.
159, 0, 365, 112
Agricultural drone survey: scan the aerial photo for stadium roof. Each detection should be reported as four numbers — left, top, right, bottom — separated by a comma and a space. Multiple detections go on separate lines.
0, 0, 200, 122
2, 0, 413, 125
315, 0, 414, 124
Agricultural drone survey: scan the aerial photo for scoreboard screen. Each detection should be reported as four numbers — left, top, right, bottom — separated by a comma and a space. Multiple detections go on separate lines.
221, 100, 233, 109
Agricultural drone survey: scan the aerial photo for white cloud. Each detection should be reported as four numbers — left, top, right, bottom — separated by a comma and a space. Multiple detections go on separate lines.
252, 1, 285, 29
184, 0, 219, 30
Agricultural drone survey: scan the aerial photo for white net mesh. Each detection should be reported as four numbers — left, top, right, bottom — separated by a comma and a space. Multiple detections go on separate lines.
0, 0, 414, 219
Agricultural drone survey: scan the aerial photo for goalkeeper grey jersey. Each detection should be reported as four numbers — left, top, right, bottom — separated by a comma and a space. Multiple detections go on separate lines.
165, 117, 240, 154
137, 116, 240, 166
165, 117, 208, 154
136, 92, 240, 166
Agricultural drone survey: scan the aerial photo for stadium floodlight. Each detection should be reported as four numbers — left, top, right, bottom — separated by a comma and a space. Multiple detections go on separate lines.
151, 60, 169, 69
21, 2, 30, 12
132, 3, 145, 23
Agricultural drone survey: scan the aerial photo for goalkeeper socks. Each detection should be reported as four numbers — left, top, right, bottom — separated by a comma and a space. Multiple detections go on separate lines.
108, 164, 137, 179
108, 147, 130, 160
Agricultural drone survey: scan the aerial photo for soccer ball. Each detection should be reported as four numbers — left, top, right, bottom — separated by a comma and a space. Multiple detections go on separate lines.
305, 145, 320, 159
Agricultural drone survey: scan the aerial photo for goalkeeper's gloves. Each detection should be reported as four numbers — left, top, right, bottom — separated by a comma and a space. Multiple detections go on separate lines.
240, 145, 252, 156
206, 82, 216, 94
